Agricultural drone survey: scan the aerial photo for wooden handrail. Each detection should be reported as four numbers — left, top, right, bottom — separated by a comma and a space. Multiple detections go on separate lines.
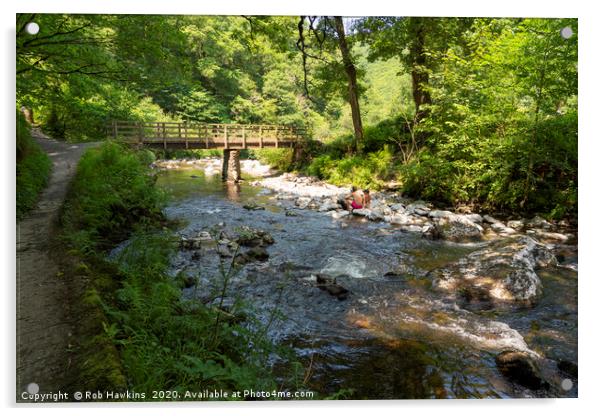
109, 120, 305, 150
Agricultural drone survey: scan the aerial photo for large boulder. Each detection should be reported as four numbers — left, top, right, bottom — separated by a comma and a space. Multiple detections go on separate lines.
318, 200, 340, 212
432, 214, 484, 242
464, 213, 484, 224
352, 208, 384, 221
496, 350, 549, 390
429, 236, 557, 303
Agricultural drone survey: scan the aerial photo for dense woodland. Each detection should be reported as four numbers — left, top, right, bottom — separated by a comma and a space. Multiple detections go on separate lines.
17, 14, 577, 217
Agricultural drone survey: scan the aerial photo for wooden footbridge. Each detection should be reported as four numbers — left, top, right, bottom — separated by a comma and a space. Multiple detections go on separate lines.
109, 120, 306, 182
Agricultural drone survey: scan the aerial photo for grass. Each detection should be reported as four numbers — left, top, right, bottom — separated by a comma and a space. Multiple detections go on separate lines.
16, 112, 52, 221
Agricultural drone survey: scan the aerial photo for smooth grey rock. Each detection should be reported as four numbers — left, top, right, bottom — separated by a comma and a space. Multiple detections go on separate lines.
400, 225, 423, 233
216, 245, 232, 257
527, 229, 570, 243
483, 215, 499, 224
295, 197, 312, 209
318, 201, 341, 212
331, 210, 351, 220
433, 214, 484, 242
389, 213, 415, 225
465, 213, 484, 224
180, 237, 202, 250
368, 207, 386, 221
406, 202, 430, 216
428, 210, 454, 219
507, 219, 525, 230
352, 208, 371, 217
352, 208, 384, 221
421, 224, 440, 239
526, 216, 554, 230
491, 221, 517, 234
390, 203, 406, 212
414, 207, 431, 216
429, 236, 557, 302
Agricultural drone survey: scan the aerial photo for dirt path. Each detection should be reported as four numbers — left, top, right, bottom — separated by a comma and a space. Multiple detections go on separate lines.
16, 130, 99, 400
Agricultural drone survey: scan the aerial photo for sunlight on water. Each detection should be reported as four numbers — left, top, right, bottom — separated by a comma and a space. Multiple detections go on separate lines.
321, 253, 381, 279
151, 161, 578, 399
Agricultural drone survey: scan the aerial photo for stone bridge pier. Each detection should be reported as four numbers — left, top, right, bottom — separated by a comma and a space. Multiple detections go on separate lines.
221, 149, 241, 182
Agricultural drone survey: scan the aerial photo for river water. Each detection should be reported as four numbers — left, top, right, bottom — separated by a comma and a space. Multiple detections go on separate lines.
155, 164, 577, 399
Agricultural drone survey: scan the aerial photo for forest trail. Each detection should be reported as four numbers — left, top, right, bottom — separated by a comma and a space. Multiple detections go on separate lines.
16, 131, 98, 399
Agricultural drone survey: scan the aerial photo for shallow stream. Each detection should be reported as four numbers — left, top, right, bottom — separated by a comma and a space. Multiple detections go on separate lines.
154, 163, 577, 399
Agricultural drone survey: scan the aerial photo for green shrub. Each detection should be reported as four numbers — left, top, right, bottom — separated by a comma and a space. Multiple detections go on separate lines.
399, 111, 577, 216
102, 231, 293, 394
306, 148, 395, 190
16, 111, 52, 220
361, 116, 408, 153
253, 148, 294, 171
62, 141, 165, 251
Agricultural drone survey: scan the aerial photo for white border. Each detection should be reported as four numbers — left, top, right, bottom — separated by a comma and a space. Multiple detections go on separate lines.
3, 1, 600, 415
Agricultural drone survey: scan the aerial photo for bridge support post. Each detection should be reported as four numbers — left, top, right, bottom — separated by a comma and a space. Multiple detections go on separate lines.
222, 149, 241, 182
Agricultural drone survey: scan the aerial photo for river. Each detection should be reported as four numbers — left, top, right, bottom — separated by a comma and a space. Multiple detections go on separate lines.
153, 160, 578, 399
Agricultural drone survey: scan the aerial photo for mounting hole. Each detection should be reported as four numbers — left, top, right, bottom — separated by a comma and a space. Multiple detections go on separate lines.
560, 26, 574, 39
561, 378, 573, 391
25, 22, 40, 35
26, 382, 40, 394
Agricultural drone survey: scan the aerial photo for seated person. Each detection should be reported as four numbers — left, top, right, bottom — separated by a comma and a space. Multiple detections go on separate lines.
351, 188, 364, 210
363, 189, 371, 208
350, 188, 371, 210
337, 186, 357, 211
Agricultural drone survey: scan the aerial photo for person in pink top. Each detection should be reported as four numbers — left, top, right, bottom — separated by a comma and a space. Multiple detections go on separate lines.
350, 188, 371, 210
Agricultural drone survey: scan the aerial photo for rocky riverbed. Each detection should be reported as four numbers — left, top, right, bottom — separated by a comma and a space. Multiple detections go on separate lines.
142, 158, 578, 398
253, 172, 576, 245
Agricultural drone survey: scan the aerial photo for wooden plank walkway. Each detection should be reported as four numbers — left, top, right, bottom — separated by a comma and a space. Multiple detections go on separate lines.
109, 121, 305, 150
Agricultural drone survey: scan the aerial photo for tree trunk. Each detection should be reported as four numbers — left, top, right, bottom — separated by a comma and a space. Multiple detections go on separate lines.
333, 16, 363, 153
409, 18, 432, 122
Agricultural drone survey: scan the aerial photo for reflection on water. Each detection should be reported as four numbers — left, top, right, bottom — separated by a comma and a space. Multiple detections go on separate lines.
155, 165, 578, 399
224, 181, 241, 202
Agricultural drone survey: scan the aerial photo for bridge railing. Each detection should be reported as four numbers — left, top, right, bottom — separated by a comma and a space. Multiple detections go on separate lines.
108, 120, 306, 149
